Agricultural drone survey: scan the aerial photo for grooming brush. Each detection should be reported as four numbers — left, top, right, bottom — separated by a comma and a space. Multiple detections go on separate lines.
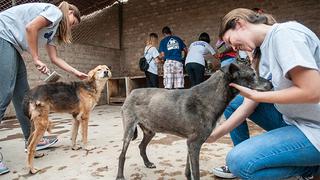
44, 70, 61, 83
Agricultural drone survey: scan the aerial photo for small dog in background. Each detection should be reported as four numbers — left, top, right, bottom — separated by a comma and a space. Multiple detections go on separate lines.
23, 65, 112, 174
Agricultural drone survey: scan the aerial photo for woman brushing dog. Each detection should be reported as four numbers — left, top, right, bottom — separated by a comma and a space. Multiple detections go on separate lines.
0, 1, 87, 174
209, 8, 320, 179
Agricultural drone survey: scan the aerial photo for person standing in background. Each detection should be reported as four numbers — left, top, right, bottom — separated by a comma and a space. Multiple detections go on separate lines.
185, 32, 216, 87
159, 26, 188, 89
144, 33, 161, 87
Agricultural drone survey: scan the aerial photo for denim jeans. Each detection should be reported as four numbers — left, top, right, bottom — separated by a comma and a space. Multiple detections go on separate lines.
0, 38, 30, 141
224, 95, 320, 179
185, 62, 205, 87
145, 71, 159, 88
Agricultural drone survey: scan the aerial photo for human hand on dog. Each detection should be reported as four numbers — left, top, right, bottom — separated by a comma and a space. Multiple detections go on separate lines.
74, 70, 88, 80
229, 83, 259, 100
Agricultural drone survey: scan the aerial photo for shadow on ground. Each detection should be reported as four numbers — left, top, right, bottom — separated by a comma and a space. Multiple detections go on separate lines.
0, 105, 264, 180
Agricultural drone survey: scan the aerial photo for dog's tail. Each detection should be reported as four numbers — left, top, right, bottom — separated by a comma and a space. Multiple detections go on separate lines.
22, 94, 31, 119
132, 127, 138, 141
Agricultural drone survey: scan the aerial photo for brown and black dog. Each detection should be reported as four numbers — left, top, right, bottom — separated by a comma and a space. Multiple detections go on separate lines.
23, 65, 111, 174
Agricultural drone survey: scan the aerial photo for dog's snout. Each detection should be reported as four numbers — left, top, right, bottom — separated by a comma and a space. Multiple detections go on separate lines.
103, 70, 112, 78
253, 77, 273, 91
265, 82, 273, 90
104, 71, 108, 77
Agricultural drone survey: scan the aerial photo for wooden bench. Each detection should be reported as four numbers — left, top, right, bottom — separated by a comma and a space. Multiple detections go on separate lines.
106, 74, 212, 104
106, 76, 147, 104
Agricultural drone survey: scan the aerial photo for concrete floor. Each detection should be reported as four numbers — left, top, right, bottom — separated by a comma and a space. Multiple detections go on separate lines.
0, 104, 264, 180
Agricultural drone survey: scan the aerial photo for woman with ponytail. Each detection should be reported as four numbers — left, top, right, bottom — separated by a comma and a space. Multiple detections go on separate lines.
210, 8, 320, 179
0, 1, 87, 174
143, 33, 161, 87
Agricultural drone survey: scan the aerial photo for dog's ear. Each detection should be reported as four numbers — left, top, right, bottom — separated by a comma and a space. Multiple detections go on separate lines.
221, 62, 240, 75
87, 69, 96, 81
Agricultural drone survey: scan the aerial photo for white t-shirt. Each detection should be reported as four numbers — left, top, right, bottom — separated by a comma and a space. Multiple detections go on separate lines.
185, 41, 216, 66
0, 3, 62, 53
260, 21, 320, 151
144, 46, 160, 75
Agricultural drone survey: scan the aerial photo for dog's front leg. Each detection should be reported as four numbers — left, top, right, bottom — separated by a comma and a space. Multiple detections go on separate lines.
71, 119, 81, 150
186, 139, 202, 180
185, 153, 191, 180
80, 115, 96, 151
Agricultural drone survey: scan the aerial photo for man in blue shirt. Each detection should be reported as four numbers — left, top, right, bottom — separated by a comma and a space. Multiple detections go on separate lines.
159, 26, 187, 89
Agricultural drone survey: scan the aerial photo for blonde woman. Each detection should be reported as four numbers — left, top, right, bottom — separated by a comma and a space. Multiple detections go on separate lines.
144, 33, 161, 87
0, 1, 87, 174
209, 8, 320, 179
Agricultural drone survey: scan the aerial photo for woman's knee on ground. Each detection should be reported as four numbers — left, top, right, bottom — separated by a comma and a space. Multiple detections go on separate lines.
226, 146, 258, 179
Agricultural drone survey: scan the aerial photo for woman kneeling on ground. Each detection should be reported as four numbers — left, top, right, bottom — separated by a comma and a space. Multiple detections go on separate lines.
210, 8, 320, 179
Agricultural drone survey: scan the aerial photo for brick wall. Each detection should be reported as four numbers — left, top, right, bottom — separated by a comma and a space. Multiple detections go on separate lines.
120, 0, 320, 75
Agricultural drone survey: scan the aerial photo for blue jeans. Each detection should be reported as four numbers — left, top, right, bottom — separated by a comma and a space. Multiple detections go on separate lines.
0, 38, 30, 141
145, 71, 159, 88
225, 95, 320, 179
185, 62, 205, 87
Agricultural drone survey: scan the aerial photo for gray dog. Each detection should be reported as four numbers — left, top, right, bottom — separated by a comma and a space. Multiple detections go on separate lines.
116, 61, 272, 180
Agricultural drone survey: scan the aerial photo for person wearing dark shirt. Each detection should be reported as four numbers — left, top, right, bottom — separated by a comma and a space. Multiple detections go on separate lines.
159, 26, 187, 89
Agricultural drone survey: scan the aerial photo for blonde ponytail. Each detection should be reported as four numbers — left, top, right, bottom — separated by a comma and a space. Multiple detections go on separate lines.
57, 1, 81, 44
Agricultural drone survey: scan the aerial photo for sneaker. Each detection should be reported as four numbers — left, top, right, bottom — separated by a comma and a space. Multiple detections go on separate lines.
25, 136, 58, 152
295, 176, 314, 180
0, 153, 9, 175
285, 176, 313, 180
211, 165, 236, 179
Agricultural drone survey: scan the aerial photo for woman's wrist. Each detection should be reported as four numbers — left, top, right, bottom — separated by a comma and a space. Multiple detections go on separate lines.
71, 69, 79, 76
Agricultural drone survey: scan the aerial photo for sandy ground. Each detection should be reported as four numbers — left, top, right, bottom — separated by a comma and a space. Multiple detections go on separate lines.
0, 104, 264, 180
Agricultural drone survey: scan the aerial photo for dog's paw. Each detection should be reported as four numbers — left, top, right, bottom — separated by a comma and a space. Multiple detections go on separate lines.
29, 167, 40, 174
145, 162, 156, 169
83, 145, 96, 151
71, 145, 81, 150
34, 152, 45, 158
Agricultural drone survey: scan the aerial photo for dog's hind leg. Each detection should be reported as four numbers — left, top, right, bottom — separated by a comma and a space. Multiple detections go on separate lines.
47, 120, 53, 134
138, 124, 156, 168
26, 121, 35, 147
116, 114, 137, 180
27, 115, 48, 174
